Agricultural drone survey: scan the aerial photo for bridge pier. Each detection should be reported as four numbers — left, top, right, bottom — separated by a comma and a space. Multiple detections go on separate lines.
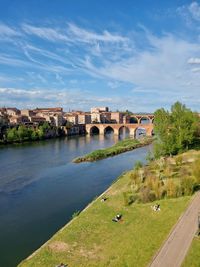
114, 128, 119, 135
129, 128, 136, 137
99, 126, 104, 135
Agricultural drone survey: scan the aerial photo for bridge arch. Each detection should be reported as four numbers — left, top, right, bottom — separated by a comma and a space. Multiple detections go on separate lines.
119, 125, 130, 137
135, 127, 147, 138
139, 116, 151, 124
90, 125, 100, 135
104, 126, 114, 135
129, 116, 139, 124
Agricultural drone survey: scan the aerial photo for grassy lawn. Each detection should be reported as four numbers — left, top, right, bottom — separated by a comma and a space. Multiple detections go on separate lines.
182, 237, 200, 267
73, 137, 152, 163
19, 175, 191, 267
19, 149, 200, 267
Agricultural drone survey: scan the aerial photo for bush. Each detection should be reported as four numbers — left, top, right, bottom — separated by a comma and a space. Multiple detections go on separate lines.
134, 161, 143, 170
175, 155, 183, 166
123, 192, 138, 206
72, 210, 80, 219
181, 176, 195, 196
192, 157, 200, 184
165, 179, 177, 198
139, 186, 156, 203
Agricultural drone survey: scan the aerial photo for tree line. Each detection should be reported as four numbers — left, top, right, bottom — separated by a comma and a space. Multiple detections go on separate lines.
0, 122, 64, 143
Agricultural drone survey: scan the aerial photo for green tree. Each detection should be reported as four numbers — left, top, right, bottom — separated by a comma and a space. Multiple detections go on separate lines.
154, 102, 199, 157
7, 128, 18, 141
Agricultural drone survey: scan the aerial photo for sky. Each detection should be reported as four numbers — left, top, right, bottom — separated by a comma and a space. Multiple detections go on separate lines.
0, 0, 200, 112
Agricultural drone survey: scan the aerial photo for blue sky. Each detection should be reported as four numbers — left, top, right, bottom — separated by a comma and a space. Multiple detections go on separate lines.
0, 0, 200, 112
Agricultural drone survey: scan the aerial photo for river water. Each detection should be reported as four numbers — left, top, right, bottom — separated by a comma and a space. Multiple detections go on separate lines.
0, 134, 151, 267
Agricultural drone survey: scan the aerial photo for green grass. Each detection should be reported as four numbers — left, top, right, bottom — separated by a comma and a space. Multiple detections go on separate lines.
18, 172, 191, 267
19, 149, 200, 267
182, 237, 200, 267
73, 137, 153, 163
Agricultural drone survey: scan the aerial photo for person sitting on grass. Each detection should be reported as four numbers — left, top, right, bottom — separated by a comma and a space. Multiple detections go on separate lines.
151, 203, 161, 212
112, 214, 122, 222
101, 197, 108, 202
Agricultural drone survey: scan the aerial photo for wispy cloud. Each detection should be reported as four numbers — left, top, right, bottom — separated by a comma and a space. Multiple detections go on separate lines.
67, 23, 128, 43
188, 2, 200, 21
0, 19, 200, 110
21, 22, 128, 45
22, 23, 70, 42
0, 23, 21, 37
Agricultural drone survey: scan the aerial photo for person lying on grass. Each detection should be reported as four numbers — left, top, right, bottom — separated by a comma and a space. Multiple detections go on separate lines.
112, 214, 122, 222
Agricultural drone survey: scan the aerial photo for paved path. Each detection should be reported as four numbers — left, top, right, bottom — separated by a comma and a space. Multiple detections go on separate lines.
149, 192, 200, 267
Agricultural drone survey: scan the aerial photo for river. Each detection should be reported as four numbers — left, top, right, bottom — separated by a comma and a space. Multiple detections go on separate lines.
0, 134, 151, 267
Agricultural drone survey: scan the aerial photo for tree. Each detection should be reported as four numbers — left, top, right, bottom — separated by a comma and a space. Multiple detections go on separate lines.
154, 102, 199, 157
7, 128, 18, 141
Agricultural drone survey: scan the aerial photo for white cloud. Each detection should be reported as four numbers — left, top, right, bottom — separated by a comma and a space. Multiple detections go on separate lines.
188, 2, 200, 21
21, 22, 128, 46
188, 57, 200, 64
1, 20, 200, 110
0, 23, 21, 37
67, 23, 128, 43
78, 32, 200, 95
191, 67, 200, 72
22, 24, 70, 42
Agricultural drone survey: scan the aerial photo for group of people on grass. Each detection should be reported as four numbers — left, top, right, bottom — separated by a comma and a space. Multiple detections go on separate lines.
101, 196, 161, 223
56, 198, 161, 267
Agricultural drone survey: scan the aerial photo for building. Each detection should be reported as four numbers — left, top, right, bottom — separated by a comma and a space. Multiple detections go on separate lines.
91, 112, 101, 123
51, 114, 63, 127
33, 107, 63, 114
29, 116, 46, 124
9, 115, 30, 125
91, 107, 109, 113
21, 109, 35, 117
111, 112, 123, 123
91, 112, 111, 123
63, 113, 78, 125
123, 115, 130, 124
6, 108, 20, 116
78, 113, 91, 124
0, 108, 6, 116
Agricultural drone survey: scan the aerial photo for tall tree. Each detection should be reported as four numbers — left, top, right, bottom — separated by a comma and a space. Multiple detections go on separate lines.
154, 102, 199, 157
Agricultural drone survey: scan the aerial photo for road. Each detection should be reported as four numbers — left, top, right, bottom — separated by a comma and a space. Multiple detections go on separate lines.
148, 192, 200, 267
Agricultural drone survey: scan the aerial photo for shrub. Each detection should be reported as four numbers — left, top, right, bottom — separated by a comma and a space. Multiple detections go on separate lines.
123, 192, 138, 206
175, 155, 183, 166
165, 179, 177, 198
139, 186, 156, 203
72, 210, 80, 219
134, 161, 143, 170
192, 157, 200, 184
181, 176, 195, 196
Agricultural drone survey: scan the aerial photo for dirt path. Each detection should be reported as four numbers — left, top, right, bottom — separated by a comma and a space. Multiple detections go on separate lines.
148, 192, 200, 267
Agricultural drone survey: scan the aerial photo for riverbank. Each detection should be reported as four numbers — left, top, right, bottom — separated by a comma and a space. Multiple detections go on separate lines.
73, 136, 153, 163
18, 149, 200, 267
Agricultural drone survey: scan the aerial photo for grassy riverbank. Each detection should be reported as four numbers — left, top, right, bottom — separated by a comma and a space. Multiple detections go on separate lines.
19, 149, 200, 267
73, 137, 153, 163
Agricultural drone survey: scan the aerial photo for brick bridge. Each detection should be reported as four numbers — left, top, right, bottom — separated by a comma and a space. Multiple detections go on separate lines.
85, 123, 154, 137
129, 114, 154, 123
